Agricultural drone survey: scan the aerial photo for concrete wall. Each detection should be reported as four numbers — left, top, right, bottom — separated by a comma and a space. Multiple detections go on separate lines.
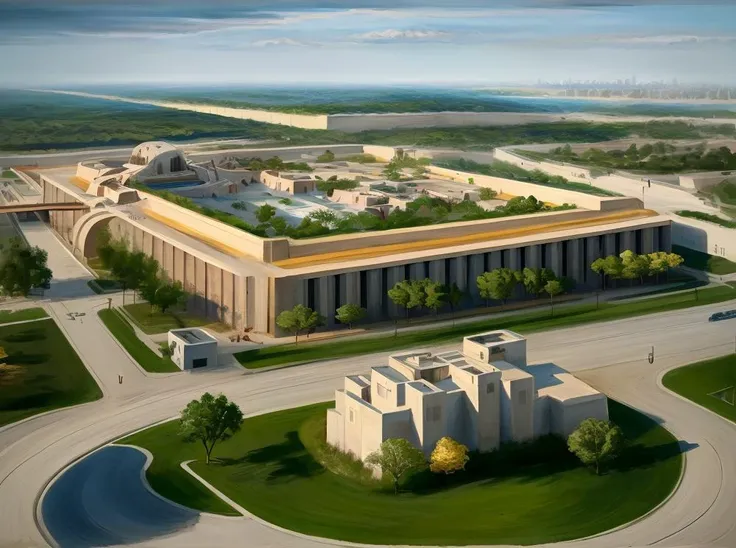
427, 164, 642, 212
679, 171, 734, 191
672, 216, 735, 261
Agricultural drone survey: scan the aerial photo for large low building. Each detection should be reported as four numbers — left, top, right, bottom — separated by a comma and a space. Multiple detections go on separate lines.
27, 142, 673, 337
326, 330, 608, 462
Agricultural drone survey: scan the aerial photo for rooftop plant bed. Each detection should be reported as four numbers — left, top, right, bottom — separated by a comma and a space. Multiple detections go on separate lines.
676, 210, 736, 229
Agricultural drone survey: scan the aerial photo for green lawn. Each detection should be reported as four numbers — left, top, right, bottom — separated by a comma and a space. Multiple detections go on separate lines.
663, 354, 736, 423
672, 245, 736, 275
0, 319, 102, 427
98, 308, 179, 373
123, 303, 229, 335
0, 307, 48, 325
236, 285, 736, 369
119, 400, 681, 545
1, 169, 15, 178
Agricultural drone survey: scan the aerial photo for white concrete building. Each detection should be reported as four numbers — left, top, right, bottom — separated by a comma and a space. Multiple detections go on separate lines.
327, 330, 608, 462
167, 328, 218, 370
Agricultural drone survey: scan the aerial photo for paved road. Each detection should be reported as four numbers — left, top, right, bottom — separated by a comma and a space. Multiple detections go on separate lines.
0, 299, 733, 547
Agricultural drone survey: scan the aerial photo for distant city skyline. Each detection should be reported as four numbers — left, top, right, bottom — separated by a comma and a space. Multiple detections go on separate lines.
1, 1, 735, 87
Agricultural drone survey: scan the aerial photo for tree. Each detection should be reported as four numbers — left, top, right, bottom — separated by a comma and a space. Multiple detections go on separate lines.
412, 166, 426, 180
255, 204, 276, 223
276, 304, 324, 345
365, 438, 426, 494
383, 162, 402, 182
388, 280, 412, 320
424, 280, 446, 315
478, 187, 497, 200
446, 283, 465, 327
567, 418, 624, 475
317, 149, 335, 163
406, 279, 428, 316
430, 437, 469, 474
522, 267, 556, 298
152, 280, 186, 313
179, 393, 244, 465
0, 238, 52, 297
591, 255, 622, 290
335, 303, 366, 329
270, 216, 288, 235
122, 251, 159, 304
478, 268, 521, 306
620, 250, 650, 285
544, 279, 564, 317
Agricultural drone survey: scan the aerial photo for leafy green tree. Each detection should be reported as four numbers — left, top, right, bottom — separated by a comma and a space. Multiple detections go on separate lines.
270, 216, 288, 235
383, 162, 402, 182
335, 303, 366, 329
179, 393, 244, 465
152, 280, 186, 313
316, 149, 335, 163
522, 267, 556, 298
591, 255, 623, 290
406, 279, 428, 316
544, 279, 564, 317
276, 304, 324, 345
478, 187, 497, 200
0, 238, 52, 297
365, 438, 426, 494
123, 251, 159, 304
478, 268, 521, 306
255, 204, 277, 223
412, 166, 426, 179
388, 280, 412, 319
446, 283, 465, 326
567, 418, 625, 475
424, 280, 446, 315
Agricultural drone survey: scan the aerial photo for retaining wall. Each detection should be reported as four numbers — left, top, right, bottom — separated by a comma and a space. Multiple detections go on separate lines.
671, 215, 735, 261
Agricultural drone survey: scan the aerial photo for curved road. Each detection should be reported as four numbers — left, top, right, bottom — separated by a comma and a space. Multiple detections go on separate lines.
2, 299, 736, 547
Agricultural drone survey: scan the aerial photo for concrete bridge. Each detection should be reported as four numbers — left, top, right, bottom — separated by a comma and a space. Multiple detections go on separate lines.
0, 202, 89, 214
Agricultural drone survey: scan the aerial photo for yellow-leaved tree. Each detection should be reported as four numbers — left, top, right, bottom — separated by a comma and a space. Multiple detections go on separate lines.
430, 436, 469, 474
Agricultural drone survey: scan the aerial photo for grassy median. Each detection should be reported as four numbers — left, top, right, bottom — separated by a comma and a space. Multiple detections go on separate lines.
119, 400, 681, 545
0, 307, 48, 325
0, 318, 102, 427
98, 308, 179, 373
236, 284, 736, 370
663, 354, 736, 423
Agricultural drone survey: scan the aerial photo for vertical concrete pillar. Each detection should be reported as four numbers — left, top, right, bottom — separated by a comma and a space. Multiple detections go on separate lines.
246, 276, 257, 330
339, 272, 360, 306
525, 245, 542, 269
468, 254, 485, 303
489, 251, 503, 270
652, 226, 660, 252
254, 276, 270, 334
566, 239, 585, 286
603, 234, 617, 257
660, 225, 672, 252
505, 248, 521, 271
316, 276, 336, 327
642, 227, 655, 254
409, 262, 426, 281
428, 260, 445, 284
621, 231, 636, 254
546, 242, 563, 278
449, 257, 468, 291
366, 269, 383, 321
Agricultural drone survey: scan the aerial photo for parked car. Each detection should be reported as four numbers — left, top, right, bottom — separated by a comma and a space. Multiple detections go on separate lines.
709, 310, 736, 322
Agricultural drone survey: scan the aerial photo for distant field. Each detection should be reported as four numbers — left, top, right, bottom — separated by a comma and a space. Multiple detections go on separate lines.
2, 90, 736, 152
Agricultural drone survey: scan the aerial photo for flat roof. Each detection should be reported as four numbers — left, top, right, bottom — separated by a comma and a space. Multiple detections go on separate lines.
466, 330, 523, 346
530, 364, 602, 402
492, 360, 533, 382
170, 328, 217, 345
373, 366, 410, 384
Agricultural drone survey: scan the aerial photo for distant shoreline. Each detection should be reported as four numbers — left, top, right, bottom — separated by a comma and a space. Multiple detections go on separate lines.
478, 90, 736, 107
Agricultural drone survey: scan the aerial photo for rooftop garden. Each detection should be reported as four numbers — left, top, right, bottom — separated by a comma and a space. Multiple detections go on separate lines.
676, 210, 736, 229
236, 156, 312, 172
521, 142, 736, 174
435, 158, 621, 197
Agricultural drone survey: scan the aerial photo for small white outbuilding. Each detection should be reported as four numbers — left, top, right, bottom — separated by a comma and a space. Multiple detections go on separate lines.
167, 328, 218, 370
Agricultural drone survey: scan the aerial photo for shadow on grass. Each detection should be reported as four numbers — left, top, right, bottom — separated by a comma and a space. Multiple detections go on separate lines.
611, 441, 695, 473
217, 431, 324, 483
2, 328, 47, 343
7, 351, 51, 365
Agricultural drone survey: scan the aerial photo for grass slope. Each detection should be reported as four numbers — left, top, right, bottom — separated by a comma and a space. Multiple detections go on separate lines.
672, 245, 736, 275
0, 307, 48, 325
120, 400, 681, 545
123, 303, 228, 335
236, 285, 736, 369
663, 354, 736, 423
0, 319, 102, 426
98, 308, 179, 373
676, 211, 736, 230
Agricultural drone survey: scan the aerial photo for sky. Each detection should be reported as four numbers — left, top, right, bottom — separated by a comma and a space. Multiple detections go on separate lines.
1, 0, 735, 87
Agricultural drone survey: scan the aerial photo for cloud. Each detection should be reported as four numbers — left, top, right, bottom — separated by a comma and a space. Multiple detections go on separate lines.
352, 29, 450, 41
609, 34, 736, 45
251, 37, 310, 47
